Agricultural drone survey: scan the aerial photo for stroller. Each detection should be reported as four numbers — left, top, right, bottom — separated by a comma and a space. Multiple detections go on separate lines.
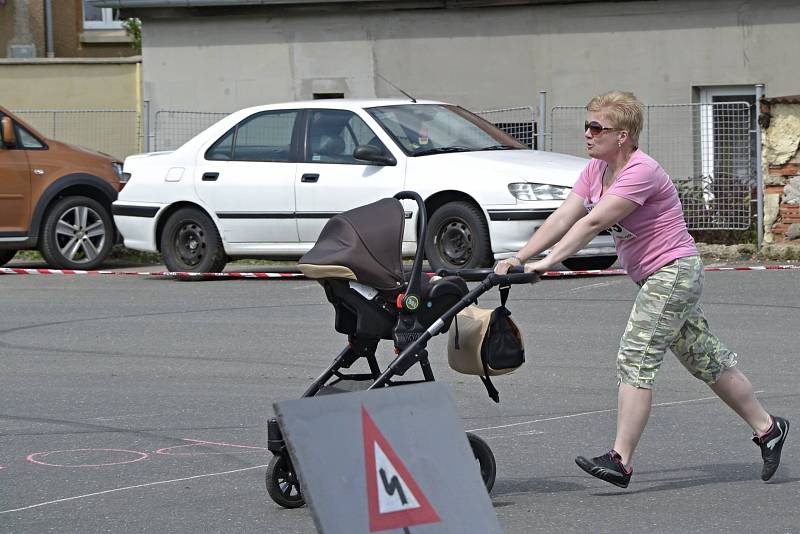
265, 191, 536, 509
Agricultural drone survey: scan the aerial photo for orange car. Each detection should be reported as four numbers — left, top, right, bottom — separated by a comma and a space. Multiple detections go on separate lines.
0, 106, 125, 269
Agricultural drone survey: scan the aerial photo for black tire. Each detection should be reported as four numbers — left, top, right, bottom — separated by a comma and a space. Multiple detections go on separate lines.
40, 196, 114, 270
266, 453, 305, 509
160, 208, 227, 273
424, 201, 492, 271
467, 432, 496, 493
0, 249, 17, 267
561, 255, 618, 271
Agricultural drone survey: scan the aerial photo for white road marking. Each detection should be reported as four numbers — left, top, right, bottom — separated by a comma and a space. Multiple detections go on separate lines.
0, 464, 269, 515
292, 283, 319, 290
466, 392, 763, 433
569, 281, 618, 292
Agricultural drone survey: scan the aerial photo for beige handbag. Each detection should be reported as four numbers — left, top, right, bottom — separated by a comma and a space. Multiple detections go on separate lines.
447, 287, 525, 402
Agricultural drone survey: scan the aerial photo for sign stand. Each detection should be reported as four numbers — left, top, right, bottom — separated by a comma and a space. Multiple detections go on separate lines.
274, 382, 503, 534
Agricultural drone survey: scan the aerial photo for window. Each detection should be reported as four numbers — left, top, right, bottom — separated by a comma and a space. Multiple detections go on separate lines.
82, 1, 122, 30
16, 125, 44, 149
207, 110, 298, 162
368, 104, 524, 156
2, 119, 45, 150
206, 128, 235, 161
306, 110, 384, 164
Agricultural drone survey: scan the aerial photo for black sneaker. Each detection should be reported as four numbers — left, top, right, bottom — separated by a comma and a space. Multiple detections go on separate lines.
753, 415, 790, 481
575, 449, 632, 488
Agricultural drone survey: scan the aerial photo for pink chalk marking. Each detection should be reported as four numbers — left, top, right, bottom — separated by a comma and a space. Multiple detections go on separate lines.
155, 438, 267, 456
26, 448, 149, 468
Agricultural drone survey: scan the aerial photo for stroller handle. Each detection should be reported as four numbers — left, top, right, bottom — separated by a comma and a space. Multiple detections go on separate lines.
393, 191, 427, 311
436, 266, 539, 285
393, 191, 424, 202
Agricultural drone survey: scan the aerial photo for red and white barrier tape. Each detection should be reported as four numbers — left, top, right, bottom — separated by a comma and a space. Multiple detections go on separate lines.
543, 264, 800, 277
0, 268, 303, 279
2, 264, 798, 279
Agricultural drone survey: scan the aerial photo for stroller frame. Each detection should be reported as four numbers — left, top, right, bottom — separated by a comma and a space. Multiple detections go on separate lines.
265, 191, 537, 509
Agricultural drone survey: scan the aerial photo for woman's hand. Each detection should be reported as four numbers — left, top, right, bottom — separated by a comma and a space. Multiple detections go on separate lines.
494, 256, 522, 274
524, 259, 552, 274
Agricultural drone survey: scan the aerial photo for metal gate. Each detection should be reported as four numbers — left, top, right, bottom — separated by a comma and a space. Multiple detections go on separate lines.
475, 106, 536, 148
153, 110, 230, 152
549, 102, 753, 230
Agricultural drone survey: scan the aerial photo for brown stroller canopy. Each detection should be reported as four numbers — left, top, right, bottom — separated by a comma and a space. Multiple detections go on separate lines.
298, 198, 405, 291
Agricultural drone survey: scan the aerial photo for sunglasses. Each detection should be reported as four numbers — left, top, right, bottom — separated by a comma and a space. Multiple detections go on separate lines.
584, 121, 620, 136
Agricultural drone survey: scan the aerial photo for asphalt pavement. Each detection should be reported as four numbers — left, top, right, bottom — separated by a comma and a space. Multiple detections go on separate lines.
0, 265, 797, 533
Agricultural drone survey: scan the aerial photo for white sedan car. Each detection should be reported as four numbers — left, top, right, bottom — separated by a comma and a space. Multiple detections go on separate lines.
112, 99, 616, 272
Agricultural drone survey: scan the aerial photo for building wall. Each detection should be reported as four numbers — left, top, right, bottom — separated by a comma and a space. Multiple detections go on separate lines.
139, 0, 800, 113
0, 0, 137, 58
53, 1, 138, 58
0, 59, 140, 109
0, 0, 44, 57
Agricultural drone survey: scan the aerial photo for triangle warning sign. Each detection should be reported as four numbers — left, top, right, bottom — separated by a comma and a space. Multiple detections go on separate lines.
362, 406, 440, 532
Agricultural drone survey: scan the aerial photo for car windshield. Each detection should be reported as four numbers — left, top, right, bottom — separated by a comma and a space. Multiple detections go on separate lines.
366, 104, 526, 156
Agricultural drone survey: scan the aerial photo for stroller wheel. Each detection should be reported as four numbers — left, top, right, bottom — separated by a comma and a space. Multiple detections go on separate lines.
467, 432, 497, 493
266, 453, 305, 508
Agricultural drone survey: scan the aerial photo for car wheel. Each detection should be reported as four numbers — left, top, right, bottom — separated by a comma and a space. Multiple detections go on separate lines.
160, 207, 227, 273
40, 196, 114, 270
0, 249, 17, 267
424, 201, 492, 271
561, 255, 618, 271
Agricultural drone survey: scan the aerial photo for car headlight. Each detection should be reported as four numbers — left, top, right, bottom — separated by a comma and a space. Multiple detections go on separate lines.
508, 182, 571, 201
112, 162, 124, 180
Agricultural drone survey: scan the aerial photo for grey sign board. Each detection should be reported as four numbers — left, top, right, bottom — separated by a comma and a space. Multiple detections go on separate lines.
274, 382, 503, 534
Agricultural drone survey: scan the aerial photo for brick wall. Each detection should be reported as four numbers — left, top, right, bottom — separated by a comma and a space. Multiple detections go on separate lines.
760, 99, 800, 244
766, 161, 800, 242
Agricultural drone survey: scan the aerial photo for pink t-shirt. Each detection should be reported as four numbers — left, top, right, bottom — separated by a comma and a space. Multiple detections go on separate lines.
572, 149, 698, 282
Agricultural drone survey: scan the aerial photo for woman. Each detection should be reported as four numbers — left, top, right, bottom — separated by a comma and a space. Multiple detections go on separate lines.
495, 90, 788, 488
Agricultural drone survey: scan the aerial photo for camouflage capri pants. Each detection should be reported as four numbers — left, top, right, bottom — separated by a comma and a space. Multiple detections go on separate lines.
617, 255, 738, 389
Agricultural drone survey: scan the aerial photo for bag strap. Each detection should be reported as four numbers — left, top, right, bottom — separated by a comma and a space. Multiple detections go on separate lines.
478, 285, 510, 404
480, 367, 500, 403
453, 314, 460, 350
499, 284, 510, 308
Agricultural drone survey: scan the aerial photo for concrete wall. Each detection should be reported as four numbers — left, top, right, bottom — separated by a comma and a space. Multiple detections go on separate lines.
0, 58, 142, 157
138, 0, 800, 113
0, 58, 141, 109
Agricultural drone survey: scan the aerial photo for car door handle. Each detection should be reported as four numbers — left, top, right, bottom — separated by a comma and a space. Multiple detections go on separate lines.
301, 173, 319, 183
202, 172, 219, 181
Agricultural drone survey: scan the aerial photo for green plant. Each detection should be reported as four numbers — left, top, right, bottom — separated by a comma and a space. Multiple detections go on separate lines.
122, 18, 142, 53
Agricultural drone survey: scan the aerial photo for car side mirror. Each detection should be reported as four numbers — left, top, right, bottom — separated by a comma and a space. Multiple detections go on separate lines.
1, 117, 16, 147
353, 144, 397, 166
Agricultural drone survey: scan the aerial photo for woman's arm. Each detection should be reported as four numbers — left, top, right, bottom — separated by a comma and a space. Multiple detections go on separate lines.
495, 192, 588, 273
524, 194, 639, 272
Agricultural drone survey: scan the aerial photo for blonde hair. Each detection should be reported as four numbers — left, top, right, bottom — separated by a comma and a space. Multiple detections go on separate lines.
586, 90, 644, 146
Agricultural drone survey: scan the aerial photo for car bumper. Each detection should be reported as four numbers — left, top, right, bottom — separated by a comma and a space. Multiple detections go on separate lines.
486, 208, 617, 260
111, 202, 164, 253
